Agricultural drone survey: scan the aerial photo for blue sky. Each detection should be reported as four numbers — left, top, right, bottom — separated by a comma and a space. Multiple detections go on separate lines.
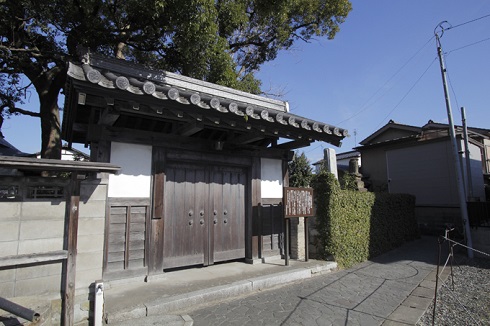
3, 0, 490, 164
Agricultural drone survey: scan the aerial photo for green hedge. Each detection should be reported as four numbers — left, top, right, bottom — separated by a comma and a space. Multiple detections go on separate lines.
312, 171, 419, 268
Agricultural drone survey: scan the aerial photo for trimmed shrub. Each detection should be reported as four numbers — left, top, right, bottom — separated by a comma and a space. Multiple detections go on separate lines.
312, 171, 419, 268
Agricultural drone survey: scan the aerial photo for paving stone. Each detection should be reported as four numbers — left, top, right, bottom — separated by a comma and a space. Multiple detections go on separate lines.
387, 304, 426, 324
401, 295, 432, 310
411, 286, 436, 298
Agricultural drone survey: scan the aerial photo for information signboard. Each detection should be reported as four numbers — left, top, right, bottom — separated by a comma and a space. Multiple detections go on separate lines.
283, 187, 314, 218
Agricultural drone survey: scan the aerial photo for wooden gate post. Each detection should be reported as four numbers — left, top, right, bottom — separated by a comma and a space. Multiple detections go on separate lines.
63, 173, 81, 326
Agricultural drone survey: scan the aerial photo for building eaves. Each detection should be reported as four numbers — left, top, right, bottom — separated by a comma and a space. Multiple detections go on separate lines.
64, 50, 348, 148
336, 150, 360, 160
0, 137, 35, 157
355, 134, 421, 151
359, 120, 421, 145
423, 120, 490, 138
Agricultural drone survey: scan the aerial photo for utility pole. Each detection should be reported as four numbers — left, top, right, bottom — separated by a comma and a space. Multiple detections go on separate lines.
461, 107, 473, 199
435, 27, 473, 258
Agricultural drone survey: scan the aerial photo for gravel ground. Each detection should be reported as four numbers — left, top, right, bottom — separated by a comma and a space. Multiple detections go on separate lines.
417, 255, 490, 326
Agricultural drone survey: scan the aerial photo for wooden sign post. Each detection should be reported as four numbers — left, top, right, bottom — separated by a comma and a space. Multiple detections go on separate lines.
283, 187, 314, 266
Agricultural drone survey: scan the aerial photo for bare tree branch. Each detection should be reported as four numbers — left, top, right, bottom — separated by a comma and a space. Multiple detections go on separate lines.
7, 106, 40, 118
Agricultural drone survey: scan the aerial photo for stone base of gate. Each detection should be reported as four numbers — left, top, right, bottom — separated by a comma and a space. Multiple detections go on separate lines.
145, 272, 168, 282
261, 255, 282, 263
290, 217, 306, 260
245, 258, 263, 265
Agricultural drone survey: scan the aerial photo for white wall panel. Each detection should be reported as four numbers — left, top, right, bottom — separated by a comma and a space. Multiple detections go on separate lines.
108, 142, 152, 198
261, 158, 283, 199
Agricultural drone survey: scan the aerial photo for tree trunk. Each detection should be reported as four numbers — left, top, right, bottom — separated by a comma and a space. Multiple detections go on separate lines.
37, 67, 67, 159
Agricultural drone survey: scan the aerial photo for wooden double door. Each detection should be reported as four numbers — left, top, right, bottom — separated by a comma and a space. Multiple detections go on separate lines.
161, 162, 246, 269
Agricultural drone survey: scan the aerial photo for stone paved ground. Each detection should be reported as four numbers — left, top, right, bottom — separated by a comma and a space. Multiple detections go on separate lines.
176, 238, 438, 326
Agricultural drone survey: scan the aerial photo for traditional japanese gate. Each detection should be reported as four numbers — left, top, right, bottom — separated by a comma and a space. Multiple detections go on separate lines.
62, 50, 348, 280
161, 162, 246, 269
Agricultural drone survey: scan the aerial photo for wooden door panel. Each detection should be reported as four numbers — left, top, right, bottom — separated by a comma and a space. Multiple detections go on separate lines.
163, 166, 207, 268
160, 163, 246, 269
213, 168, 246, 262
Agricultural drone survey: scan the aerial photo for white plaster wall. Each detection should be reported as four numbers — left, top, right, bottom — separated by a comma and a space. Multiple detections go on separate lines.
108, 142, 152, 198
462, 142, 486, 200
261, 158, 283, 199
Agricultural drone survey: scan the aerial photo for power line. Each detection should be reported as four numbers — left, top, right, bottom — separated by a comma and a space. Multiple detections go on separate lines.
374, 57, 437, 129
446, 36, 490, 55
335, 36, 435, 125
446, 13, 490, 31
373, 13, 490, 129
440, 35, 490, 114
446, 70, 460, 112
337, 13, 490, 132
439, 35, 490, 115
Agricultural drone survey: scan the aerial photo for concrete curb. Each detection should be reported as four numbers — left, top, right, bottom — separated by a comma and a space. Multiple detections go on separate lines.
108, 314, 193, 326
146, 280, 253, 316
106, 261, 337, 324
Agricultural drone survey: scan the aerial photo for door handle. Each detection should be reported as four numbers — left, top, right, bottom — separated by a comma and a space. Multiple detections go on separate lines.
200, 219, 204, 225
213, 219, 218, 224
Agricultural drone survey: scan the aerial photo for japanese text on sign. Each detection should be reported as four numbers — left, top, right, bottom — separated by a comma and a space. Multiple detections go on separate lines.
284, 187, 314, 218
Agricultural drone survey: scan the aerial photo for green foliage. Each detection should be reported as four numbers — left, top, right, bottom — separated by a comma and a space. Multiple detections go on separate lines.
310, 170, 339, 258
288, 151, 313, 187
327, 190, 374, 267
0, 0, 351, 156
312, 172, 419, 268
338, 171, 358, 191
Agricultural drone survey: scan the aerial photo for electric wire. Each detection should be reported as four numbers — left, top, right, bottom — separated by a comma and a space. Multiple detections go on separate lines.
334, 36, 436, 125
446, 69, 460, 111
375, 15, 490, 129
445, 13, 490, 31
374, 57, 437, 129
446, 36, 490, 55
365, 14, 490, 130
318, 13, 490, 153
304, 143, 322, 154
440, 35, 490, 118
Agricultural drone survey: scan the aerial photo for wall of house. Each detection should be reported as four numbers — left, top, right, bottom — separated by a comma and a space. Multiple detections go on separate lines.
385, 139, 488, 232
386, 140, 458, 206
358, 147, 389, 191
0, 175, 109, 324
386, 139, 485, 205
